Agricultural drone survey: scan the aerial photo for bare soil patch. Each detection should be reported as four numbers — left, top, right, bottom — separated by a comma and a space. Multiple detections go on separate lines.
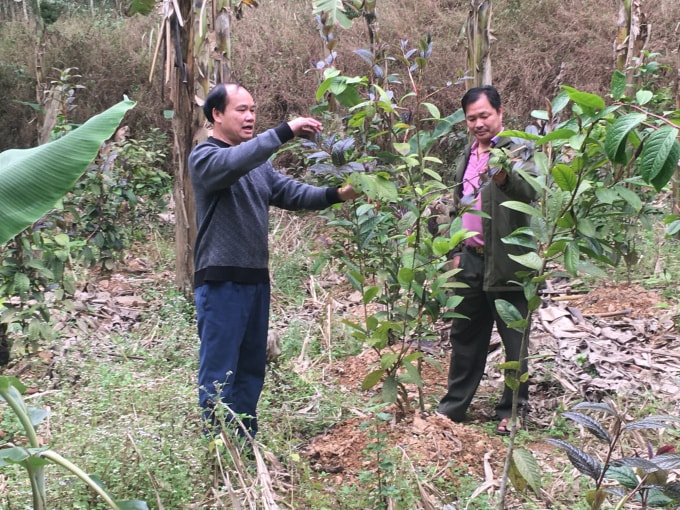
301, 281, 680, 492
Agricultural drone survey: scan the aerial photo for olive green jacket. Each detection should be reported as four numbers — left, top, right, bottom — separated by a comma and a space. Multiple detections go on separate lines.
452, 136, 538, 292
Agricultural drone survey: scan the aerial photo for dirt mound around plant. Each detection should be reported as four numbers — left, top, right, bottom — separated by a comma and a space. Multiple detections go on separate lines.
305, 410, 505, 483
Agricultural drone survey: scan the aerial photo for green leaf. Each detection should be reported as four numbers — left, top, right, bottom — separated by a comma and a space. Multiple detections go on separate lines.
432, 108, 465, 138
13, 272, 30, 293
432, 238, 452, 257
403, 351, 424, 363
501, 201, 542, 218
497, 129, 540, 141
576, 218, 596, 238
561, 85, 605, 111
381, 374, 398, 403
393, 142, 411, 156
552, 164, 577, 191
610, 70, 627, 100
498, 361, 521, 371
54, 233, 70, 246
421, 102, 440, 119
0, 446, 30, 466
508, 455, 527, 492
604, 465, 638, 488
644, 490, 673, 507
313, 0, 353, 29
28, 406, 49, 428
504, 373, 519, 390
397, 267, 414, 287
399, 361, 423, 387
362, 369, 385, 391
614, 185, 642, 212
533, 151, 550, 179
508, 252, 543, 271
585, 488, 607, 510
552, 90, 570, 114
495, 299, 523, 326
380, 352, 399, 370
0, 100, 135, 245
595, 187, 618, 204
512, 448, 542, 494
536, 128, 577, 145
564, 241, 580, 275
639, 127, 680, 191
531, 110, 549, 121
635, 89, 653, 105
577, 261, 607, 278
362, 286, 380, 304
544, 239, 568, 258
349, 173, 398, 202
604, 112, 646, 164
346, 269, 364, 291
527, 295, 542, 312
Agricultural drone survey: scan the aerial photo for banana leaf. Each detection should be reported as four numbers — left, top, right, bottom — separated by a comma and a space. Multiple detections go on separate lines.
0, 99, 136, 246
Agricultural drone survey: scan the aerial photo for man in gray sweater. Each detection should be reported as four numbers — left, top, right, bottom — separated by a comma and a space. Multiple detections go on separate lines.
189, 83, 358, 438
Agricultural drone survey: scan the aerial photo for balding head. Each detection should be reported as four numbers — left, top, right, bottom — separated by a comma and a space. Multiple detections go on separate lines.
203, 82, 246, 123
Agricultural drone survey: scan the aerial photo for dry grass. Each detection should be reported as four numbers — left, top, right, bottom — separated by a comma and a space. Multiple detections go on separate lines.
0, 0, 678, 149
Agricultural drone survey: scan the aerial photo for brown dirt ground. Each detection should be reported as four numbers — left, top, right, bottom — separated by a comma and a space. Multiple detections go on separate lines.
300, 281, 678, 489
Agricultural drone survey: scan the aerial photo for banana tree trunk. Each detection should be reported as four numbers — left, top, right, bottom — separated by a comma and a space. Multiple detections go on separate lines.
466, 0, 493, 89
169, 0, 198, 296
167, 0, 244, 296
673, 40, 680, 226
615, 0, 648, 91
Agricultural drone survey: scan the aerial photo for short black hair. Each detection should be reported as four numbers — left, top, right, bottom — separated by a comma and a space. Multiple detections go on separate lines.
203, 82, 242, 123
461, 85, 502, 113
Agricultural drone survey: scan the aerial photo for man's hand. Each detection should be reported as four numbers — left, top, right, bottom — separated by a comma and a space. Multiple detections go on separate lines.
288, 117, 323, 138
338, 184, 360, 201
492, 168, 507, 185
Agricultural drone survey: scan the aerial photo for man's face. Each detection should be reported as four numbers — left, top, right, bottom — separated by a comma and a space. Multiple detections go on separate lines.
464, 94, 503, 146
212, 85, 256, 146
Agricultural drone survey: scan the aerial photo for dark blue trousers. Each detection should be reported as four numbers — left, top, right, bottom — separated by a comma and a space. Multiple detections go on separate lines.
195, 281, 270, 436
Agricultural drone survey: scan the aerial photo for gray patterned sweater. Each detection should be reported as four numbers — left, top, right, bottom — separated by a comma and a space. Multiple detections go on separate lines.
188, 122, 341, 288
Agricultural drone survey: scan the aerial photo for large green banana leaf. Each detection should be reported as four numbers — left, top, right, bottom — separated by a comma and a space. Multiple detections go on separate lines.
0, 99, 136, 246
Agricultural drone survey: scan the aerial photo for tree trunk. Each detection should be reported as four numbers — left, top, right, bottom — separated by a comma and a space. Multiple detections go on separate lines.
170, 0, 198, 297
466, 0, 493, 89
615, 0, 648, 92
673, 38, 680, 226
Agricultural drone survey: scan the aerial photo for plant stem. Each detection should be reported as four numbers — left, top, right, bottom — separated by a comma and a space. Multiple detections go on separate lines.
40, 450, 122, 509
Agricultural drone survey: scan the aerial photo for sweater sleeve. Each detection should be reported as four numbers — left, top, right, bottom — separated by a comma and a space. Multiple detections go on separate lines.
189, 124, 290, 192
268, 165, 341, 211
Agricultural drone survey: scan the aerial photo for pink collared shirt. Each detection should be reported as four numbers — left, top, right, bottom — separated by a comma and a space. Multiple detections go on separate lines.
461, 136, 498, 247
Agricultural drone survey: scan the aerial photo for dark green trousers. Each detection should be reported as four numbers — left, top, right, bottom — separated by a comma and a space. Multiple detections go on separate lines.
438, 247, 529, 421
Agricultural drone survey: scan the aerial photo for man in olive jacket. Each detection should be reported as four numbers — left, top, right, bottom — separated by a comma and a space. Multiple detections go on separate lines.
437, 85, 537, 435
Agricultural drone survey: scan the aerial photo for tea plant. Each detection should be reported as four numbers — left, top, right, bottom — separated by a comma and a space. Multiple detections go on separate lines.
309, 2, 470, 418
546, 400, 680, 509
482, 78, 680, 507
